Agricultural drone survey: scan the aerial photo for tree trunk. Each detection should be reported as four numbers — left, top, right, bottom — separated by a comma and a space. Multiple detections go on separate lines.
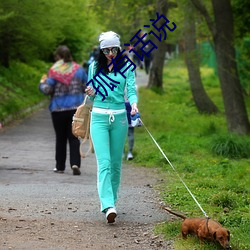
191, 0, 250, 134
184, 3, 218, 114
148, 44, 166, 89
147, 0, 168, 90
212, 0, 250, 134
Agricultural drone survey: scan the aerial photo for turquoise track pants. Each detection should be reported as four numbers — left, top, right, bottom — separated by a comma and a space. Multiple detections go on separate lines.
90, 111, 128, 212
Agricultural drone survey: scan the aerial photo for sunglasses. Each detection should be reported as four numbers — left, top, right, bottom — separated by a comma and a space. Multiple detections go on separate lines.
102, 47, 119, 55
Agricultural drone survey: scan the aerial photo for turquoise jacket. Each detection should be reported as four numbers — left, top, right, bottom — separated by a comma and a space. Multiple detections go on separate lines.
87, 61, 138, 110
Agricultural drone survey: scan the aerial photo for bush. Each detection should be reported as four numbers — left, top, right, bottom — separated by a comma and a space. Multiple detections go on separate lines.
210, 135, 250, 159
210, 191, 237, 209
0, 60, 48, 122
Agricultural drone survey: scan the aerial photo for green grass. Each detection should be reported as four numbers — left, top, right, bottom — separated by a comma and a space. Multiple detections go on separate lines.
1, 57, 249, 249
0, 60, 50, 123
129, 59, 250, 250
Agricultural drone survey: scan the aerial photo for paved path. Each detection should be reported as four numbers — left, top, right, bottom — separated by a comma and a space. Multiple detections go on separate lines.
0, 71, 174, 249
0, 69, 153, 224
135, 69, 149, 88
0, 107, 164, 224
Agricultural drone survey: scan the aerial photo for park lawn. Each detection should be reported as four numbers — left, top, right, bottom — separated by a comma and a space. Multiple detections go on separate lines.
129, 58, 250, 250
1, 57, 249, 249
0, 60, 49, 122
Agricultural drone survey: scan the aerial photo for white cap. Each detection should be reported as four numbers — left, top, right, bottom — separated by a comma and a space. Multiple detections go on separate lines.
99, 31, 121, 49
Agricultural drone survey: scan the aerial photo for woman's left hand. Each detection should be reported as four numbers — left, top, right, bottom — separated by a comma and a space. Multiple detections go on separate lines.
85, 86, 95, 97
131, 103, 138, 116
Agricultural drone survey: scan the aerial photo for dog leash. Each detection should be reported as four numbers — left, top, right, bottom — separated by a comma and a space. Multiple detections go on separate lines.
139, 118, 209, 218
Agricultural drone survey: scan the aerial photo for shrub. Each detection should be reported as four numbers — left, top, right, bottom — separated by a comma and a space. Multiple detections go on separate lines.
210, 135, 250, 159
210, 191, 237, 209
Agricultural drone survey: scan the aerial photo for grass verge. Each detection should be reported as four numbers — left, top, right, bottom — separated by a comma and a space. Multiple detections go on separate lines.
1, 58, 249, 249
128, 58, 250, 250
0, 60, 50, 125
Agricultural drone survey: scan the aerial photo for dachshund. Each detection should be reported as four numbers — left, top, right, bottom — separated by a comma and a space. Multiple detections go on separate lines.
162, 206, 231, 249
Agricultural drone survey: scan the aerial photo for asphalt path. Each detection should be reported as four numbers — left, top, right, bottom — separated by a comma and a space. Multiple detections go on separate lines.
0, 70, 172, 249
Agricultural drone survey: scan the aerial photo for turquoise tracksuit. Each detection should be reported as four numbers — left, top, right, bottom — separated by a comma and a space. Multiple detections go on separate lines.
87, 61, 138, 212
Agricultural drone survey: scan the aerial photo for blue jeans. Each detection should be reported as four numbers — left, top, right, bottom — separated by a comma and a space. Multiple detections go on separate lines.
90, 111, 128, 212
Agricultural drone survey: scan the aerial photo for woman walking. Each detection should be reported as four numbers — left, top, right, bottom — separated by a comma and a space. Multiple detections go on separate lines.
85, 31, 138, 223
39, 45, 87, 175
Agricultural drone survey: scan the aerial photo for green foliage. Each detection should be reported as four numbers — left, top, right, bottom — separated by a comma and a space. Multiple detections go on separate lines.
0, 60, 49, 122
233, 0, 250, 98
210, 135, 250, 159
154, 221, 181, 240
92, 0, 181, 45
130, 58, 250, 249
210, 191, 238, 209
92, 0, 154, 42
232, 0, 250, 39
0, 0, 99, 66
236, 37, 250, 95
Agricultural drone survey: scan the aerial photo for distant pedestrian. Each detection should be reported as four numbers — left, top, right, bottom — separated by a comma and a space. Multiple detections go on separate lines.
125, 101, 135, 160
143, 45, 152, 74
39, 45, 87, 175
85, 31, 139, 223
86, 46, 99, 70
133, 45, 143, 69
125, 45, 137, 77
124, 84, 138, 161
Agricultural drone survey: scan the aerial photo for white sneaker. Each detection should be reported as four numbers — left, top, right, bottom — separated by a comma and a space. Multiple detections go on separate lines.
53, 168, 64, 173
105, 207, 117, 223
127, 152, 133, 160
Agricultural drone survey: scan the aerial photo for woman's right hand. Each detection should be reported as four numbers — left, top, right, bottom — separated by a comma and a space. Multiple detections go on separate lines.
85, 86, 95, 96
131, 103, 138, 116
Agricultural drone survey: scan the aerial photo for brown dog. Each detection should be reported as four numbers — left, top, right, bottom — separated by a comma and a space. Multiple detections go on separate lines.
163, 207, 231, 249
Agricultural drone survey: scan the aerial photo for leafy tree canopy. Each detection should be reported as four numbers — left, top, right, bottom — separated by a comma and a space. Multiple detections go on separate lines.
0, 0, 99, 66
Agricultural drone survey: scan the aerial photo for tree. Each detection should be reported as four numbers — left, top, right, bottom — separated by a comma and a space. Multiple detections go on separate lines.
0, 0, 98, 66
148, 0, 177, 90
91, 0, 155, 44
232, 0, 250, 96
184, 1, 218, 114
0, 0, 58, 66
232, 0, 250, 39
191, 0, 250, 134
